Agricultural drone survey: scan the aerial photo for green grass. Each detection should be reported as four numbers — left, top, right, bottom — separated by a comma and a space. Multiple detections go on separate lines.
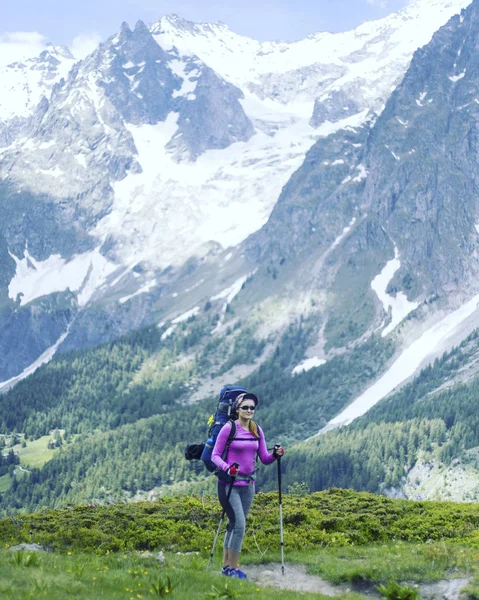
0, 550, 364, 600
0, 435, 66, 494
283, 541, 479, 584
2, 489, 479, 598
12, 436, 61, 468
464, 578, 479, 599
0, 474, 11, 493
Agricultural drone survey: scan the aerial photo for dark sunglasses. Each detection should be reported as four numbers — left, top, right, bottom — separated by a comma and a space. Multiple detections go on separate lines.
239, 405, 256, 411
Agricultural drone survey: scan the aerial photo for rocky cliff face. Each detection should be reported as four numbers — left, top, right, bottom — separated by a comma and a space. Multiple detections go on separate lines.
250, 0, 479, 324
365, 2, 479, 297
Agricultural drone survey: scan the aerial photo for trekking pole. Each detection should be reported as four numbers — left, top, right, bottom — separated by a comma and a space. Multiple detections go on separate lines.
207, 463, 239, 569
275, 444, 285, 576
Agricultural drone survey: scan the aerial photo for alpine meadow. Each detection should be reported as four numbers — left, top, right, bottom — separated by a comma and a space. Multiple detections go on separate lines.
4, 0, 479, 596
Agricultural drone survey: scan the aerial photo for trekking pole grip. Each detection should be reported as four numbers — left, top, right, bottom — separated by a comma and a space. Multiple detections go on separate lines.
275, 447, 282, 504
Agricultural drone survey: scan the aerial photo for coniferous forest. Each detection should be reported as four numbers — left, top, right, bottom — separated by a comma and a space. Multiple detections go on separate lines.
1, 303, 479, 513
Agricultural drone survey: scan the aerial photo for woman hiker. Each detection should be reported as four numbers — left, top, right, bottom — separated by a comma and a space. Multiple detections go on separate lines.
211, 392, 284, 580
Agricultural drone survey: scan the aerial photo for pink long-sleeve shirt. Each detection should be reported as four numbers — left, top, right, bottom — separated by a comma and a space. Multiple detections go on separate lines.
211, 420, 276, 486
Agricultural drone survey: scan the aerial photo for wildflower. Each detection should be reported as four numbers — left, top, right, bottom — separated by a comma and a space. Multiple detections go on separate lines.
67, 551, 72, 556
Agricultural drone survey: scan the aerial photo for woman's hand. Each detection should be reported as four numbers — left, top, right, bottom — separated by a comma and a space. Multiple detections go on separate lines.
273, 445, 285, 458
227, 463, 239, 476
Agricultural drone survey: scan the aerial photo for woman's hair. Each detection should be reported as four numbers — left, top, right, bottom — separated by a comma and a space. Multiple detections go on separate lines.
249, 420, 260, 438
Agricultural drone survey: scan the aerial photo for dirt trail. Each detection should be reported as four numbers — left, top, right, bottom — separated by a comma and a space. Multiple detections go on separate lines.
244, 563, 471, 599
245, 563, 365, 596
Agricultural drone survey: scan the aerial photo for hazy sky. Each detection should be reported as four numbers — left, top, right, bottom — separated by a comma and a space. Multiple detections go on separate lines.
2, 0, 409, 50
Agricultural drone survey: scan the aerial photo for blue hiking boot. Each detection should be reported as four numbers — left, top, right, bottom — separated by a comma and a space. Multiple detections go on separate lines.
228, 568, 247, 580
221, 566, 231, 576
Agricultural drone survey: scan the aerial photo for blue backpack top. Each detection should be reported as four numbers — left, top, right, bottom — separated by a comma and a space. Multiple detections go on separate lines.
184, 385, 249, 475
200, 385, 247, 472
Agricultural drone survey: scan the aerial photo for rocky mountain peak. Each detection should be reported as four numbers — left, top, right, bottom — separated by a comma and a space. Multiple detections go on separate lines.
118, 21, 133, 43
153, 14, 230, 37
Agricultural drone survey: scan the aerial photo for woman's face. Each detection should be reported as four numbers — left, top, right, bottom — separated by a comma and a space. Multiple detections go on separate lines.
238, 400, 256, 421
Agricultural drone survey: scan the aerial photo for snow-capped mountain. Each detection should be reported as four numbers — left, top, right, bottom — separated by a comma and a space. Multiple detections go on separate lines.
0, 0, 473, 384
2, 0, 470, 297
152, 0, 471, 120
0, 44, 75, 123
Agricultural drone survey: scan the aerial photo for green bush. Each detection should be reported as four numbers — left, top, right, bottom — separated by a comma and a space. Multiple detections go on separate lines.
376, 581, 420, 599
2, 489, 479, 555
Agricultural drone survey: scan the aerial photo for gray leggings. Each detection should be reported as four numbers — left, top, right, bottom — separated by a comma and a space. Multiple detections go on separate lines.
218, 482, 255, 553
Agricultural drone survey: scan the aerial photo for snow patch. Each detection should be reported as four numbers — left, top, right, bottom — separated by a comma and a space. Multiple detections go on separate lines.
385, 144, 400, 161
211, 275, 249, 304
119, 279, 157, 304
319, 293, 479, 433
331, 217, 357, 249
161, 324, 177, 340
172, 306, 200, 324
449, 70, 466, 82
416, 91, 428, 106
169, 59, 199, 98
8, 247, 116, 307
36, 167, 63, 178
292, 357, 326, 375
74, 154, 87, 168
352, 164, 367, 182
0, 328, 70, 393
211, 274, 251, 332
371, 247, 419, 337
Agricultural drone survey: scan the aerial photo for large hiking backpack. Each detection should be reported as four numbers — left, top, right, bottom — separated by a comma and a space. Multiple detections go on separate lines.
184, 385, 248, 474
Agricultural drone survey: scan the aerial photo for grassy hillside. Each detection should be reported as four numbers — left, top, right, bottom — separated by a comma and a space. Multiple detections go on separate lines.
2, 489, 479, 599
